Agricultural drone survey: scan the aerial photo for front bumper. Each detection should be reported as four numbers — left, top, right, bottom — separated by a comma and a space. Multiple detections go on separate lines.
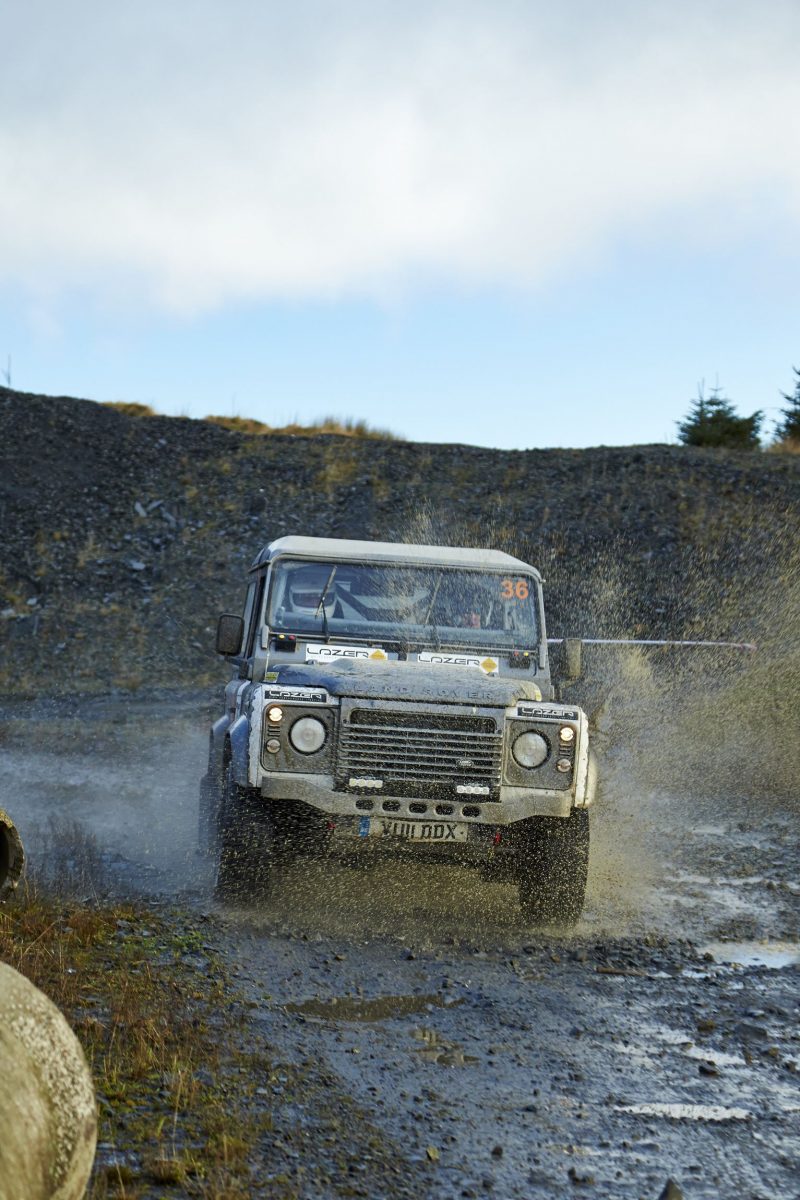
264, 800, 535, 877
259, 772, 573, 821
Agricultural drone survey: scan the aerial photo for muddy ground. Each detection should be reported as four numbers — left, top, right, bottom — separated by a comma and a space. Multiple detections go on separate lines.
1, 692, 798, 1199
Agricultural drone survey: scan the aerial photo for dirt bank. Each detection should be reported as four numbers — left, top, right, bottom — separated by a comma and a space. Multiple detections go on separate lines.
2, 384, 798, 698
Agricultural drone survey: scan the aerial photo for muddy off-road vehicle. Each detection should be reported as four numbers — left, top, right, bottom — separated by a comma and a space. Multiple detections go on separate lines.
200, 536, 596, 923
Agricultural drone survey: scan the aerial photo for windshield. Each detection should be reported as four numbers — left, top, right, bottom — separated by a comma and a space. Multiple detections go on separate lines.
267, 559, 539, 650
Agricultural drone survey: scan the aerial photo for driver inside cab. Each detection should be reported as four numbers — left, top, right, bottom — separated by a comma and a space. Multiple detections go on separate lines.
287, 566, 340, 620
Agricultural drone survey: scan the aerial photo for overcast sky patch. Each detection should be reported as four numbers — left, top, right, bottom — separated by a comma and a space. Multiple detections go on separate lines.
1, 1, 799, 313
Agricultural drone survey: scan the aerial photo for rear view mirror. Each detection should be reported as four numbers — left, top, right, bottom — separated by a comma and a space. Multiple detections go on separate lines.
216, 614, 244, 656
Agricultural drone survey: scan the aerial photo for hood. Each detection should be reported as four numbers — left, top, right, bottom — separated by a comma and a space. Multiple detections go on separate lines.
270, 658, 542, 706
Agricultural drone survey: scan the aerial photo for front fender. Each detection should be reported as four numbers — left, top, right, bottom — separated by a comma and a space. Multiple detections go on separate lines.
577, 750, 598, 809
209, 715, 230, 770
227, 715, 250, 787
573, 711, 597, 809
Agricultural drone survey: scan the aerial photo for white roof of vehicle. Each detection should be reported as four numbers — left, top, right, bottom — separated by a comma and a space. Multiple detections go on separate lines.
252, 535, 540, 577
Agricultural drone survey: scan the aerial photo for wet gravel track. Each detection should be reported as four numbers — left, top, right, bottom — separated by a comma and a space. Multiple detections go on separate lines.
2, 694, 798, 1198
229, 910, 799, 1198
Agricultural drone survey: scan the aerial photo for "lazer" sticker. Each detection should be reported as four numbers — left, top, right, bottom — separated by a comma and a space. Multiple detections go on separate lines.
263, 686, 330, 703
418, 651, 499, 675
305, 644, 388, 663
517, 704, 579, 719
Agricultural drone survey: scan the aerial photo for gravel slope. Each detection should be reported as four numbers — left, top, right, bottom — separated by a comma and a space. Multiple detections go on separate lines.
2, 385, 798, 698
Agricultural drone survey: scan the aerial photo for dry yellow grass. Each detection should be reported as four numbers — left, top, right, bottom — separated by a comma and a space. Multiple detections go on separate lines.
0, 888, 270, 1198
97, 399, 398, 439
205, 413, 398, 439
102, 402, 157, 418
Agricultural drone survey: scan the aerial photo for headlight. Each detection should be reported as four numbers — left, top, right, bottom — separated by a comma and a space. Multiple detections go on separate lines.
512, 731, 549, 769
289, 716, 327, 754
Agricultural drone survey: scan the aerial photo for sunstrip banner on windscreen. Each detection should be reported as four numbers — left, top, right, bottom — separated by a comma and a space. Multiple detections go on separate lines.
305, 644, 389, 663
417, 651, 499, 675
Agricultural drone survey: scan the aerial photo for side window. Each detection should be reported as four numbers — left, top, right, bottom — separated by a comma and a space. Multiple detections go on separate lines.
244, 573, 266, 658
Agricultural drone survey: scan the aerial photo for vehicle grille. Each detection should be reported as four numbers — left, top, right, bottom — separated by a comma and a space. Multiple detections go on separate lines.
336, 708, 503, 791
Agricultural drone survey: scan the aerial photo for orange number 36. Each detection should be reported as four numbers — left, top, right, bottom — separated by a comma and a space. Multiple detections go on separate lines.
500, 578, 529, 600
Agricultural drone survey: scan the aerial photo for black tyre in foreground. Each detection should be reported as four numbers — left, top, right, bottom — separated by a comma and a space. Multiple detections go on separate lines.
215, 763, 278, 902
518, 810, 589, 926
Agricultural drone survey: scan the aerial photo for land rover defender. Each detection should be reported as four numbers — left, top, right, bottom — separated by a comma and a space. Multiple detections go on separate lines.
200, 536, 597, 923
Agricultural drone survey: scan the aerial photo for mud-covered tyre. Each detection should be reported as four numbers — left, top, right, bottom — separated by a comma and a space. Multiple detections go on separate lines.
0, 809, 25, 897
517, 810, 589, 926
215, 765, 277, 902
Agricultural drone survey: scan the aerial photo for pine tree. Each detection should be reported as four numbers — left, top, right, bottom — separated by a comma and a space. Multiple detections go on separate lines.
677, 383, 762, 449
775, 366, 800, 443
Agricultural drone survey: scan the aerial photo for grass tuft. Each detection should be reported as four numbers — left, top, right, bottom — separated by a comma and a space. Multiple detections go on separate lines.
0, 889, 271, 1198
95, 398, 399, 439
102, 402, 157, 418
768, 436, 800, 455
204, 413, 399, 439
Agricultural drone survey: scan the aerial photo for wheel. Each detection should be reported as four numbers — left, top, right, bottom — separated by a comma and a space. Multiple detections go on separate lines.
215, 763, 277, 902
517, 810, 589, 926
0, 808, 25, 897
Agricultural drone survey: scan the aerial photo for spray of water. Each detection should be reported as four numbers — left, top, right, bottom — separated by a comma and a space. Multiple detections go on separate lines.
355, 499, 800, 940
2, 507, 795, 944
0, 708, 211, 900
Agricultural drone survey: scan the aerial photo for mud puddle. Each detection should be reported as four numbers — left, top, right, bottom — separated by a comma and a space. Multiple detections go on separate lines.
285, 991, 462, 1021
412, 1026, 478, 1066
701, 939, 800, 968
615, 1103, 752, 1122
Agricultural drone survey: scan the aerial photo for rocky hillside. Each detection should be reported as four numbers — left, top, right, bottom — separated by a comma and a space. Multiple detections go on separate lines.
1, 385, 798, 700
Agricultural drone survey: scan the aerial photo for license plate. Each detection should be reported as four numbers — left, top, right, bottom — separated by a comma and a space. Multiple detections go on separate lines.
358, 817, 468, 842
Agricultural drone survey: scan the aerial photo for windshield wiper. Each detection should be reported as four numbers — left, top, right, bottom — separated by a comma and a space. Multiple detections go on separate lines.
314, 566, 337, 642
423, 571, 443, 649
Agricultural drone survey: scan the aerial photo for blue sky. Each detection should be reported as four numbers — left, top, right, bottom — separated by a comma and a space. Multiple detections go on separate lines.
1, 2, 798, 448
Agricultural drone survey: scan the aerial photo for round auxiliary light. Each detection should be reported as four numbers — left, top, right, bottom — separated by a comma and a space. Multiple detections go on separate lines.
512, 731, 549, 769
556, 757, 572, 773
289, 716, 327, 755
267, 705, 284, 723
265, 737, 281, 754
559, 726, 575, 743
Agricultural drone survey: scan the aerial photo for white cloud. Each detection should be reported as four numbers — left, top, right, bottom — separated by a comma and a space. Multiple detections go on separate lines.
1, 0, 799, 311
